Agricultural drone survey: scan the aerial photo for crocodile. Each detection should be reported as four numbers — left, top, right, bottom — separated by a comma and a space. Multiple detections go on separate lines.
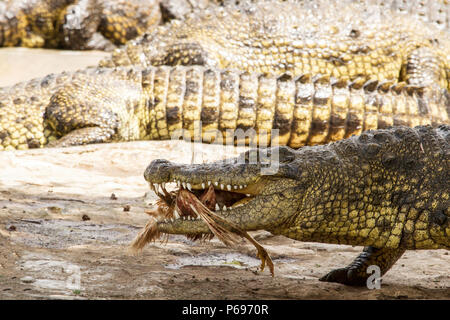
0, 0, 293, 50
0, 65, 449, 150
99, 0, 450, 92
0, 0, 161, 50
1, 0, 450, 150
140, 124, 450, 286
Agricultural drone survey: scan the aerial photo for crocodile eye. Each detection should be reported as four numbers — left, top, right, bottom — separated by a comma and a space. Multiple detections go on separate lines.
275, 146, 296, 163
280, 154, 295, 162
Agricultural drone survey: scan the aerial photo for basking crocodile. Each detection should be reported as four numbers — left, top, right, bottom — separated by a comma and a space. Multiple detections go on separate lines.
100, 1, 450, 91
0, 0, 161, 50
141, 125, 450, 286
0, 65, 448, 150
1, 1, 450, 150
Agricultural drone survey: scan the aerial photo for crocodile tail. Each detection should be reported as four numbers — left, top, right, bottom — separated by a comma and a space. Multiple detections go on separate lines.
142, 66, 450, 148
1, 65, 448, 150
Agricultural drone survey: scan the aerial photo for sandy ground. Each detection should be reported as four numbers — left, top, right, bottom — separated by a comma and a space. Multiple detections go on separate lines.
0, 48, 449, 300
0, 48, 108, 87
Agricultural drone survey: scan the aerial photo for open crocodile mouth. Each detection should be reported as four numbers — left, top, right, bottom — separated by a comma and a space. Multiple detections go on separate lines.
131, 176, 275, 276
146, 179, 258, 223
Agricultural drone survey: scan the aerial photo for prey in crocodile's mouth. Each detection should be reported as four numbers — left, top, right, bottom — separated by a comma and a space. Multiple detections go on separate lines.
130, 149, 303, 276
131, 178, 274, 275
147, 180, 255, 222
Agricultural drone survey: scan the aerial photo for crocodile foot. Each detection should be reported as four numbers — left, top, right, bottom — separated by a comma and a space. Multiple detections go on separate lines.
319, 246, 406, 287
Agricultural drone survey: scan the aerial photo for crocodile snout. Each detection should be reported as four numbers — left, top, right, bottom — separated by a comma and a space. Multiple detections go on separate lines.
144, 159, 173, 183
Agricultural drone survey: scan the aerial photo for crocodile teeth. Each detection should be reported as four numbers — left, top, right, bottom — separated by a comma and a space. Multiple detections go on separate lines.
223, 205, 227, 211
239, 185, 243, 189
233, 185, 238, 189
220, 184, 224, 189
207, 181, 212, 186
201, 183, 205, 189
182, 182, 187, 189
161, 182, 166, 189
227, 185, 231, 191
186, 183, 192, 191
174, 210, 180, 219
214, 181, 218, 186
177, 180, 181, 187
215, 203, 220, 211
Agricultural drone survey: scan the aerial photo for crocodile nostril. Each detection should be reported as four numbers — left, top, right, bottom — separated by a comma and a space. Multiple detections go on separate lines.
151, 159, 171, 164
148, 159, 172, 169
144, 159, 174, 182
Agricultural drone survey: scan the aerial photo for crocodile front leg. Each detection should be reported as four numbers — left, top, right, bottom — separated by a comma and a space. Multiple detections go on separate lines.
46, 126, 116, 148
319, 246, 406, 286
42, 69, 146, 147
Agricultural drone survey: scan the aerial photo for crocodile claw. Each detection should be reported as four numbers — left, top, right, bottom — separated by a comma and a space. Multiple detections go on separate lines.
319, 268, 368, 286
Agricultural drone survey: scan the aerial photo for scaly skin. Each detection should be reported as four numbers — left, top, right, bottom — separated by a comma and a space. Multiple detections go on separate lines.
1, 1, 449, 150
0, 65, 448, 150
143, 125, 450, 286
0, 0, 161, 50
2, 0, 450, 150
100, 1, 450, 91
